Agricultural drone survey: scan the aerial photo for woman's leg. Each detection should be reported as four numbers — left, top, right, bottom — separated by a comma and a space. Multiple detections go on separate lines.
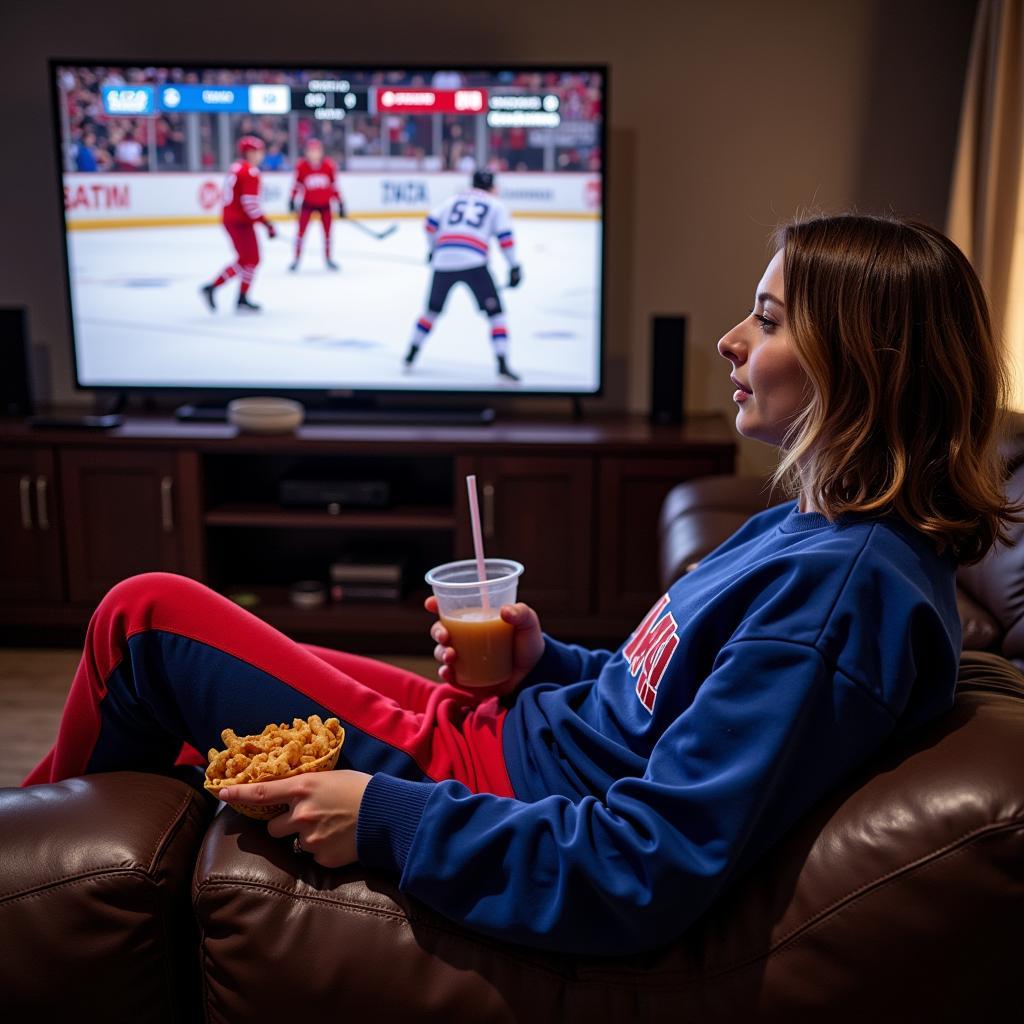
301, 645, 437, 714
22, 573, 513, 797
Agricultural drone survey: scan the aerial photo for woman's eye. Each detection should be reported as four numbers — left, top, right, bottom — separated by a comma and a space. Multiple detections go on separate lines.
751, 311, 777, 333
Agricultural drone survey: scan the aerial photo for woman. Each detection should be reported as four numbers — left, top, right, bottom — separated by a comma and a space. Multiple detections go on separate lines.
24, 214, 1020, 956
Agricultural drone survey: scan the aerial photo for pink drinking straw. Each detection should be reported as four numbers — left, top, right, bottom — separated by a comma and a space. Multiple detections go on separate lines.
466, 474, 491, 613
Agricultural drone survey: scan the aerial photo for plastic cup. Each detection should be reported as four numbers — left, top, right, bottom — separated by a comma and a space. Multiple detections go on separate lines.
425, 558, 524, 687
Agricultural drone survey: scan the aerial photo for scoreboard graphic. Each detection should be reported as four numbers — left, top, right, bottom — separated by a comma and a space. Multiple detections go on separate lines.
100, 81, 566, 125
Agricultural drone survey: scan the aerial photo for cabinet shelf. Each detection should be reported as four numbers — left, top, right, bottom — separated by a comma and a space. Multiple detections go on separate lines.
219, 584, 432, 638
204, 503, 456, 531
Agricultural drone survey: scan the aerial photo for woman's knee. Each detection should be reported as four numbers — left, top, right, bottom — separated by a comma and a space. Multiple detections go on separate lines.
94, 572, 211, 624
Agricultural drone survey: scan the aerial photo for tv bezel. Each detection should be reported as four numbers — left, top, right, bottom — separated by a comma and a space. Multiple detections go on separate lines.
49, 58, 608, 401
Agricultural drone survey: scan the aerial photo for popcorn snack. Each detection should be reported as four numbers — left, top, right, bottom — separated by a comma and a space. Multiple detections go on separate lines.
204, 714, 345, 819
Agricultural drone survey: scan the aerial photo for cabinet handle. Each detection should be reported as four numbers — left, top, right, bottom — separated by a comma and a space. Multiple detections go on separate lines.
34, 476, 49, 530
19, 475, 33, 530
160, 476, 174, 532
482, 482, 495, 540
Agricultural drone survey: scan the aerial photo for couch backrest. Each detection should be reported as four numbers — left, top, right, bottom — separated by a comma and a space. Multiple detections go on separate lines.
956, 451, 1024, 662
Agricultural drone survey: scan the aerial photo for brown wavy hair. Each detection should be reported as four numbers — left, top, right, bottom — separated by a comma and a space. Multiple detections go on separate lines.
770, 213, 1023, 565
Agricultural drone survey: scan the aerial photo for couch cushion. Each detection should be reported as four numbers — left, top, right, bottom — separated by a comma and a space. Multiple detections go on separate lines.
0, 773, 211, 1019
194, 653, 1024, 1021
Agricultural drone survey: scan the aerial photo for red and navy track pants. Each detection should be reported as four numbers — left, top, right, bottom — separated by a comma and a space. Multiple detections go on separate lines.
22, 573, 514, 798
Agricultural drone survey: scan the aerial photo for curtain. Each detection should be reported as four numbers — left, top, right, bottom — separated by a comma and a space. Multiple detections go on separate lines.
947, 0, 1024, 406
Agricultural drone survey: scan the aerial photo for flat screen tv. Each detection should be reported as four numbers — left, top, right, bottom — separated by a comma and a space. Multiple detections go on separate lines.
51, 61, 606, 397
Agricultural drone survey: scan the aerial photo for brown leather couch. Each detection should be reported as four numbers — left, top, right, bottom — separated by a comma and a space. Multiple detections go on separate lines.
3, 468, 1024, 1022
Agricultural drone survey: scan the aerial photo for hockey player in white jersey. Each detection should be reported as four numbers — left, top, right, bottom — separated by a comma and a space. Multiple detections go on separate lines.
403, 170, 523, 381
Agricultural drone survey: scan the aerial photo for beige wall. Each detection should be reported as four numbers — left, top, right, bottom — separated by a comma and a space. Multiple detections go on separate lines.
0, 0, 975, 476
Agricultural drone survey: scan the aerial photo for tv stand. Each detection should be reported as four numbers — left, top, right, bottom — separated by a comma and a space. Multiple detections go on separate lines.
0, 412, 735, 651
175, 398, 496, 426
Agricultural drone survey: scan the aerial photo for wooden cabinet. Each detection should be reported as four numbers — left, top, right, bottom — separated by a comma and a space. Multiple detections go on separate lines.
0, 447, 63, 604
0, 415, 734, 644
598, 455, 725, 618
60, 449, 203, 604
465, 456, 595, 614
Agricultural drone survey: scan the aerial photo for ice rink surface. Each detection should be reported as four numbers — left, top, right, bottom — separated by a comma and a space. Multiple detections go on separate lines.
68, 217, 602, 392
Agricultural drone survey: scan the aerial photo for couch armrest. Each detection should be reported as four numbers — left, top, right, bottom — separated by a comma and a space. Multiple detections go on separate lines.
659, 475, 780, 589
0, 773, 212, 1018
194, 810, 596, 1022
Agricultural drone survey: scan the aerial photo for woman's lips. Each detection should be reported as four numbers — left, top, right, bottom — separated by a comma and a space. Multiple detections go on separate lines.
730, 376, 752, 402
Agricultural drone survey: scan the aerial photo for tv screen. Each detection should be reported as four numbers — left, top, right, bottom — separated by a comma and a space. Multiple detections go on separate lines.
52, 62, 605, 395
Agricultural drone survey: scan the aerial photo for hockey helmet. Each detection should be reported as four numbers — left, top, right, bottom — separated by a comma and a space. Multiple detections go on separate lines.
472, 169, 495, 191
238, 135, 265, 154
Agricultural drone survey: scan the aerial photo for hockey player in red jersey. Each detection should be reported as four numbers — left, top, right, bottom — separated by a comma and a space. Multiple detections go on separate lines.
200, 135, 277, 313
288, 138, 344, 272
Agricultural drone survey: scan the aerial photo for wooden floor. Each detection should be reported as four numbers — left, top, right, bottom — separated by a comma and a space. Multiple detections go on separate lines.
0, 648, 437, 788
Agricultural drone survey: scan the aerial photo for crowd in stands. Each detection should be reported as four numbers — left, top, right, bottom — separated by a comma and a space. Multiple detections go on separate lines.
57, 66, 602, 175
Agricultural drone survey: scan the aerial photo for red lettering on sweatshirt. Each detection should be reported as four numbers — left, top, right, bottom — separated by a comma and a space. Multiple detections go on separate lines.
623, 594, 679, 713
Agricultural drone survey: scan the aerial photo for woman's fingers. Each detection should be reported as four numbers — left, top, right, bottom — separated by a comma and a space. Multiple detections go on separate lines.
424, 595, 439, 614
430, 622, 450, 645
219, 777, 302, 806
433, 643, 456, 665
266, 808, 300, 839
501, 602, 539, 630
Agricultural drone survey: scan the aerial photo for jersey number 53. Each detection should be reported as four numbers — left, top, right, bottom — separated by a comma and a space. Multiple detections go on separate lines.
448, 199, 489, 229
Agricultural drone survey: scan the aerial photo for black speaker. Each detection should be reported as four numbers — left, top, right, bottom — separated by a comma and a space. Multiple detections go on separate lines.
649, 315, 685, 424
0, 307, 33, 417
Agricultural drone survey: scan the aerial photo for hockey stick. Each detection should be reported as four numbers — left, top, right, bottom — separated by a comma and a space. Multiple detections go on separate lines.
274, 213, 396, 242
344, 218, 398, 241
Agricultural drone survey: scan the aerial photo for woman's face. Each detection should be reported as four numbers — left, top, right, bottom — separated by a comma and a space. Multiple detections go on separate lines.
717, 249, 810, 447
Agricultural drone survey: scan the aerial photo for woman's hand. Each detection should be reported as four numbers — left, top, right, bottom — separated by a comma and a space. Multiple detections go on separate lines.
218, 770, 372, 868
424, 595, 545, 689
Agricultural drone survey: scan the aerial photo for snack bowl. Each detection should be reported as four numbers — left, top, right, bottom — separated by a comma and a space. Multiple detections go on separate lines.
204, 734, 344, 820
226, 396, 305, 435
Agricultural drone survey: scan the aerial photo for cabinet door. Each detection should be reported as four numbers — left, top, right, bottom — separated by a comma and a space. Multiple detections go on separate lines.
472, 457, 595, 614
0, 447, 63, 604
598, 456, 725, 618
61, 449, 202, 604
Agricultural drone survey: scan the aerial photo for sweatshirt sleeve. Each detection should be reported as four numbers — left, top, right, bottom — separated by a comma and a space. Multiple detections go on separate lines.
357, 637, 899, 955
519, 633, 614, 686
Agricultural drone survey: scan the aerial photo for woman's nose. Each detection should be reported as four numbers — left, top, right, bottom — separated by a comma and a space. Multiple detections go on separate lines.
717, 324, 746, 365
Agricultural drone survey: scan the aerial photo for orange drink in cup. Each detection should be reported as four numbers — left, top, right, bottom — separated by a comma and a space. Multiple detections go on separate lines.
425, 558, 524, 687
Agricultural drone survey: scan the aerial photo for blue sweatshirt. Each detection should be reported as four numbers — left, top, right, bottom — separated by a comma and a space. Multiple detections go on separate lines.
357, 501, 961, 955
